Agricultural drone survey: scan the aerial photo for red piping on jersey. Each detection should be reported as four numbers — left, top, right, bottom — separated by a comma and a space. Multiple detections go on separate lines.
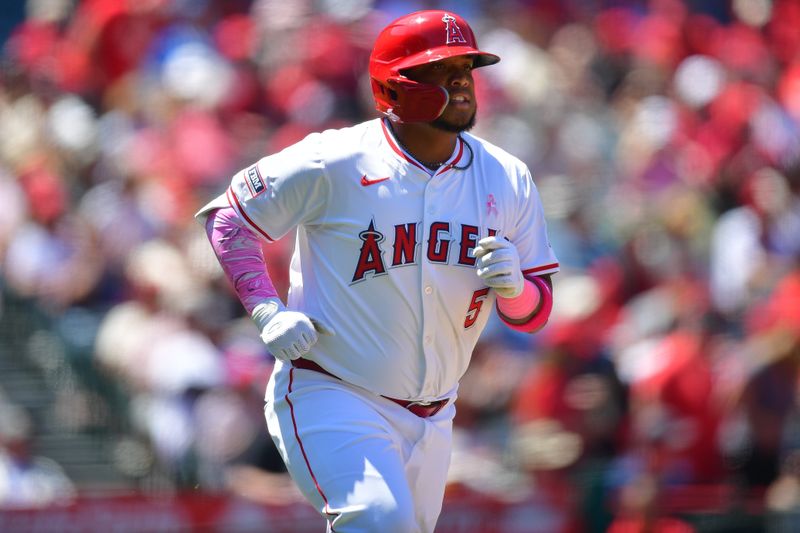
439, 139, 464, 173
286, 368, 338, 531
523, 263, 559, 275
380, 119, 464, 173
226, 187, 275, 242
381, 120, 426, 172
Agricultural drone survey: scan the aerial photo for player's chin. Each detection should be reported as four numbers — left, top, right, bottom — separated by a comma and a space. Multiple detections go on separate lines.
430, 109, 477, 133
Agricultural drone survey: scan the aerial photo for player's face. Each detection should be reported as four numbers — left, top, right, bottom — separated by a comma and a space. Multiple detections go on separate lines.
403, 56, 477, 133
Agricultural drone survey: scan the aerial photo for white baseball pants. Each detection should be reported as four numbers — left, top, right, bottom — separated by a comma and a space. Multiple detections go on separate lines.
265, 361, 455, 533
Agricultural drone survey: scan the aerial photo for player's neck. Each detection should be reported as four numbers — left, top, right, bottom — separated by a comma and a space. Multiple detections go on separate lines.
389, 122, 457, 170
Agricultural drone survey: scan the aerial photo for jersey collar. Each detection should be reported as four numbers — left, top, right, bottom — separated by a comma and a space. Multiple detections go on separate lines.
380, 119, 465, 176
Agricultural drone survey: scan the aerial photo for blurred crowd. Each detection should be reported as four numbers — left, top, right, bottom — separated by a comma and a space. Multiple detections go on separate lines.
0, 0, 799, 530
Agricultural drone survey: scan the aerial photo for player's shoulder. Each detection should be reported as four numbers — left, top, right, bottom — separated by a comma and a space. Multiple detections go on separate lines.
316, 119, 376, 139
283, 120, 368, 148
303, 119, 380, 160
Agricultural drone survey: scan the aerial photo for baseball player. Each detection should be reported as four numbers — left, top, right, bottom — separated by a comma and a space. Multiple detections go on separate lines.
197, 10, 558, 532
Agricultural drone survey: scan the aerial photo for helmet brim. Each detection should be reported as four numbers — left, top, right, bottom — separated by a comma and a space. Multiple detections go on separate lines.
392, 47, 500, 74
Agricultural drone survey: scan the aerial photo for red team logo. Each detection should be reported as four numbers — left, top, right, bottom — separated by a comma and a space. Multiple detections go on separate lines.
351, 219, 498, 283
442, 14, 468, 45
351, 218, 500, 329
352, 220, 387, 282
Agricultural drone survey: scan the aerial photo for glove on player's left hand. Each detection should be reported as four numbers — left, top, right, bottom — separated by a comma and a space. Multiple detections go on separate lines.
252, 297, 335, 362
474, 236, 525, 299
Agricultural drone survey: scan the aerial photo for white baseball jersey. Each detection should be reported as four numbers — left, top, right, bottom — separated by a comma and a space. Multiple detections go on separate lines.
204, 117, 559, 401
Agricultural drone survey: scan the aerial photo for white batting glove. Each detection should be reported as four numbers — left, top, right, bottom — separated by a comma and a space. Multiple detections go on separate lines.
473, 236, 525, 299
251, 297, 335, 362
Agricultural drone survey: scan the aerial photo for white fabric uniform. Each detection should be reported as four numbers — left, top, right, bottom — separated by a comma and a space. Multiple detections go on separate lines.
198, 117, 559, 532
202, 117, 559, 400
266, 360, 455, 533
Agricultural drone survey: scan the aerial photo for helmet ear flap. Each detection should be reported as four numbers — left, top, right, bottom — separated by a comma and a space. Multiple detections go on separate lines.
373, 77, 449, 123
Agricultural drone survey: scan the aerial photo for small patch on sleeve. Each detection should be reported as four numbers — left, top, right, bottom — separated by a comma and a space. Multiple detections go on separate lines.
244, 164, 266, 197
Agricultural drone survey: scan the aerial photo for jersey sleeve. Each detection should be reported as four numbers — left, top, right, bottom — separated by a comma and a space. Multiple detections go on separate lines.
225, 133, 330, 242
510, 168, 559, 276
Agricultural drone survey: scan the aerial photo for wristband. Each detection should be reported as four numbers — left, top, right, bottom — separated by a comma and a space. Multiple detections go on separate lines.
497, 275, 553, 333
496, 279, 541, 319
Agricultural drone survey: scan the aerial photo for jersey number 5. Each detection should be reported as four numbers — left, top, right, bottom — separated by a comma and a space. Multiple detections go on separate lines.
464, 288, 490, 329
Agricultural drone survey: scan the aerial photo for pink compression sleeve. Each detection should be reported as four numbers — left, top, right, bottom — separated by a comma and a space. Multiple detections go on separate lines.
496, 275, 553, 333
205, 206, 279, 314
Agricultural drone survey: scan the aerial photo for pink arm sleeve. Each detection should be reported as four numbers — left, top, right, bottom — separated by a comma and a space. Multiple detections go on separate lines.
496, 275, 553, 333
205, 206, 279, 314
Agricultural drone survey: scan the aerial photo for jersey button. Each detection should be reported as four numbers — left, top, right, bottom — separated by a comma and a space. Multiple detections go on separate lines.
424, 336, 432, 344
427, 206, 435, 215
424, 286, 433, 295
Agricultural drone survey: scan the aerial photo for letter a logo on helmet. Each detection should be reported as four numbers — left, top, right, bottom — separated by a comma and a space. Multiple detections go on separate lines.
369, 10, 500, 124
442, 14, 468, 45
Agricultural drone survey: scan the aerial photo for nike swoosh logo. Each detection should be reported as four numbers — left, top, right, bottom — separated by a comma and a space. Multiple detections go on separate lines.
361, 175, 390, 186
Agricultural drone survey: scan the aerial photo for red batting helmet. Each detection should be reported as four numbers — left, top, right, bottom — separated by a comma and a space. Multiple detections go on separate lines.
369, 10, 500, 123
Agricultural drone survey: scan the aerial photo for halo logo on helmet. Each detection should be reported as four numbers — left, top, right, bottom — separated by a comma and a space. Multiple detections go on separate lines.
442, 14, 467, 45
369, 10, 500, 124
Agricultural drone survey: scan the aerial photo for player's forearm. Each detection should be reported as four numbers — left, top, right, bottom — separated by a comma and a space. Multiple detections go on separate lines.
496, 275, 553, 333
205, 206, 279, 313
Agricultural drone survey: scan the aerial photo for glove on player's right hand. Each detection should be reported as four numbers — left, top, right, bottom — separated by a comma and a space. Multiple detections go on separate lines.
252, 298, 335, 362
